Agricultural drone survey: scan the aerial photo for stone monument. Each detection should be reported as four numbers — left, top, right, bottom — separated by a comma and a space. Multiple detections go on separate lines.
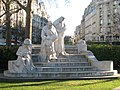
53, 16, 67, 56
4, 16, 118, 79
40, 21, 57, 62
77, 39, 87, 53
6, 38, 34, 73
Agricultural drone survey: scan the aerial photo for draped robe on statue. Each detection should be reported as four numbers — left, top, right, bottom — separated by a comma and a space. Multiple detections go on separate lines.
53, 16, 67, 56
40, 21, 57, 62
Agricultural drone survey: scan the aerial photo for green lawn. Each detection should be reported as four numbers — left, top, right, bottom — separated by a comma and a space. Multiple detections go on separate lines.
0, 79, 120, 90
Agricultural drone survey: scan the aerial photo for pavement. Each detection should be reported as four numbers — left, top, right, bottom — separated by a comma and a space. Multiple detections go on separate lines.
113, 86, 120, 90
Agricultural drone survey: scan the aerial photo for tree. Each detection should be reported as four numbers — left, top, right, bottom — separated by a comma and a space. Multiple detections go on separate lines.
13, 0, 70, 41
1, 0, 21, 46
13, 0, 32, 40
0, 0, 70, 46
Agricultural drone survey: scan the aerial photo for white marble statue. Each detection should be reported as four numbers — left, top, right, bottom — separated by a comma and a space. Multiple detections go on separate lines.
53, 16, 67, 56
77, 39, 87, 53
40, 21, 57, 62
8, 38, 34, 73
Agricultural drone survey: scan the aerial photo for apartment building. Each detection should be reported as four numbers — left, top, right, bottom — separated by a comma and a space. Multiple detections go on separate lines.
31, 1, 49, 44
0, 0, 49, 44
74, 0, 120, 43
73, 25, 80, 43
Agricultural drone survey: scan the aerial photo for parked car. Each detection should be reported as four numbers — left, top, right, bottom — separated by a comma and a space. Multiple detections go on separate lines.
0, 42, 6, 46
0, 42, 15, 46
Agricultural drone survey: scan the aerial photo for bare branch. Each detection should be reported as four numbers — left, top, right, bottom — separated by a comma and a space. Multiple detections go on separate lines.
10, 8, 21, 16
0, 12, 6, 18
8, 0, 14, 5
0, 7, 21, 18
1, 0, 6, 4
13, 0, 26, 11
10, 0, 14, 3
65, 0, 70, 4
3, 6, 6, 11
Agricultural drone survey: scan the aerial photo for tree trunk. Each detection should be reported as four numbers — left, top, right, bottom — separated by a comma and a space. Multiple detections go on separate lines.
6, 3, 11, 46
25, 11, 32, 40
25, 0, 32, 40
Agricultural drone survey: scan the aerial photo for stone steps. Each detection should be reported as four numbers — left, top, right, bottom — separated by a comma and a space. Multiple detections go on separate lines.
49, 58, 88, 62
65, 49, 78, 54
32, 45, 78, 54
32, 56, 88, 63
3, 45, 118, 79
65, 45, 78, 54
32, 54, 87, 62
34, 62, 91, 67
34, 66, 98, 72
4, 70, 117, 78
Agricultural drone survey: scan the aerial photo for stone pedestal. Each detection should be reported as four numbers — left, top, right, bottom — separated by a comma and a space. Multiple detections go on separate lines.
77, 44, 87, 53
4, 45, 118, 79
76, 39, 87, 53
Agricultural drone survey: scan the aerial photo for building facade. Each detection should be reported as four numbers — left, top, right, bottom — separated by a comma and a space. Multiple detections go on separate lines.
74, 0, 120, 43
0, 0, 49, 44
73, 25, 81, 43
31, 1, 49, 44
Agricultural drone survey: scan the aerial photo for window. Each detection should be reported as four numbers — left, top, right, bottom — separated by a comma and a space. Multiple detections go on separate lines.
108, 18, 111, 24
107, 27, 111, 33
114, 1, 117, 5
100, 11, 104, 16
100, 3, 104, 9
114, 8, 117, 13
100, 19, 104, 25
100, 27, 104, 33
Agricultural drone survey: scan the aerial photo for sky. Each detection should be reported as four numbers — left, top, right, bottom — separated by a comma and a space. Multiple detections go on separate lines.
40, 0, 92, 36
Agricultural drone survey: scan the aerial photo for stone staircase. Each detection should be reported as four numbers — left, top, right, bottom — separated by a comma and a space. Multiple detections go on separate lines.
30, 54, 115, 79
4, 45, 118, 79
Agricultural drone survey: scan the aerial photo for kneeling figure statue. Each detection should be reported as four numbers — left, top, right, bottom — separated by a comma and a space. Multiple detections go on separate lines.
8, 38, 34, 73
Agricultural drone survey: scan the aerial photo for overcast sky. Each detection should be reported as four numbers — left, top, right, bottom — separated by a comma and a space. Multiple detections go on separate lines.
40, 0, 92, 36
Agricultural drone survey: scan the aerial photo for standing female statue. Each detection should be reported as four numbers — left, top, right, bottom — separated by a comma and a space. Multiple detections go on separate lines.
53, 16, 68, 56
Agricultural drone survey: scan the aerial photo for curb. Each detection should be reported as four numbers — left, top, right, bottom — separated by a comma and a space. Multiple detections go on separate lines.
0, 73, 120, 81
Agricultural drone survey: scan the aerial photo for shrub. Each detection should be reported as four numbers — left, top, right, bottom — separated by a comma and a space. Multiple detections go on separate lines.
0, 46, 18, 71
88, 44, 120, 71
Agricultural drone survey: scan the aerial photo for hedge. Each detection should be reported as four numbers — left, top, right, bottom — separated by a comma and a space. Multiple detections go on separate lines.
88, 44, 120, 71
0, 46, 18, 72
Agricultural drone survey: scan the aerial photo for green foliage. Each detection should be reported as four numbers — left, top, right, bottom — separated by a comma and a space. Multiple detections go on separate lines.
87, 41, 111, 45
64, 41, 73, 45
88, 44, 120, 70
64, 38, 73, 45
0, 46, 18, 71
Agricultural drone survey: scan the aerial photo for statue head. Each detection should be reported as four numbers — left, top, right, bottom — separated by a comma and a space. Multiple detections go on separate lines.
53, 16, 65, 28
23, 38, 32, 45
78, 39, 86, 45
59, 16, 65, 22
47, 21, 52, 29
